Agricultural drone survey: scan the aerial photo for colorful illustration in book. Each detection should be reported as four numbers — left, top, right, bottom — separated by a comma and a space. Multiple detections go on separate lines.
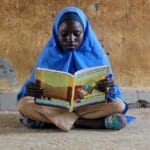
74, 80, 100, 103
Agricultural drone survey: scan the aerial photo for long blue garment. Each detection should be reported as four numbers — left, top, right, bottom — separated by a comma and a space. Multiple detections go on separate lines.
17, 6, 125, 102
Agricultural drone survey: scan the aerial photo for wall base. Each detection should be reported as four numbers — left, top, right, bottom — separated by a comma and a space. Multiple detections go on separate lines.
0, 88, 150, 111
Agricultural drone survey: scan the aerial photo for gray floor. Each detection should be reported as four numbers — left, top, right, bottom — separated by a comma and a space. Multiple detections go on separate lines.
0, 108, 149, 150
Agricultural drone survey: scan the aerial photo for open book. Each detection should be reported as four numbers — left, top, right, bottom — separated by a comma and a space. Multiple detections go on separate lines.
35, 65, 109, 111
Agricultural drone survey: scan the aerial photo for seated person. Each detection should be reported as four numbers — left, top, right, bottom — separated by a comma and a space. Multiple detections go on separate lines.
17, 6, 128, 132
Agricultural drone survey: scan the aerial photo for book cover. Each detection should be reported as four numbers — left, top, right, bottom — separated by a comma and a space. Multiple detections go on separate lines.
35, 66, 109, 111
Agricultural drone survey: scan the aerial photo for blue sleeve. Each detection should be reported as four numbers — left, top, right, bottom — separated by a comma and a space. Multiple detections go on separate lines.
107, 84, 125, 101
16, 66, 36, 102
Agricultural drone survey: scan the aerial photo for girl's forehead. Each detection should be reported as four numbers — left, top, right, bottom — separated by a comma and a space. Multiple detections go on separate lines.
59, 20, 84, 29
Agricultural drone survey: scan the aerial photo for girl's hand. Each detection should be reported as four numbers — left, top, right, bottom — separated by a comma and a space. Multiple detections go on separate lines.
97, 76, 114, 94
26, 82, 47, 98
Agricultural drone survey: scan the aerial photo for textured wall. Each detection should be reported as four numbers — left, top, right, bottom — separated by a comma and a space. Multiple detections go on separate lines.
0, 0, 150, 91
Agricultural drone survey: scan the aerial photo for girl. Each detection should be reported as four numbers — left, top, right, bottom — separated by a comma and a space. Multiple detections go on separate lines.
17, 6, 128, 131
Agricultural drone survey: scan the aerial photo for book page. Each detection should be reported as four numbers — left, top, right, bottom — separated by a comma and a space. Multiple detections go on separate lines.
36, 68, 74, 104
73, 66, 109, 108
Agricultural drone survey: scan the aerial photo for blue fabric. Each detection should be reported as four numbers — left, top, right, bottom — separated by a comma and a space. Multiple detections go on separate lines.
17, 6, 125, 102
125, 115, 136, 125
58, 12, 83, 27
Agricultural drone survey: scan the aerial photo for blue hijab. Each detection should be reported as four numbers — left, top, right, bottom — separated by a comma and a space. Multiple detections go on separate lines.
17, 6, 124, 101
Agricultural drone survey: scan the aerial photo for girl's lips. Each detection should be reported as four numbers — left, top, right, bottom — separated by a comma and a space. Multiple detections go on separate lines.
65, 45, 77, 49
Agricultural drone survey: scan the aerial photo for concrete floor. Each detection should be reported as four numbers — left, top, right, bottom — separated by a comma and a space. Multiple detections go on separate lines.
0, 108, 149, 150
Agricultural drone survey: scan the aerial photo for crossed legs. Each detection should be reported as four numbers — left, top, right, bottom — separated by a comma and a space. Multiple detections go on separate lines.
17, 96, 126, 131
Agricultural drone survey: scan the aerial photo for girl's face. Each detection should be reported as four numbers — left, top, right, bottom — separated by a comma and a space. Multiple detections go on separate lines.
58, 20, 84, 51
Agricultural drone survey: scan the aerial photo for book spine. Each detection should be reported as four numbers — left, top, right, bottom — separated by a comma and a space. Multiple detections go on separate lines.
67, 87, 72, 102
70, 80, 75, 112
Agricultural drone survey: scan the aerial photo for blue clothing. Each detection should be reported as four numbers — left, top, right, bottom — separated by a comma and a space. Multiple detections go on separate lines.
17, 6, 125, 102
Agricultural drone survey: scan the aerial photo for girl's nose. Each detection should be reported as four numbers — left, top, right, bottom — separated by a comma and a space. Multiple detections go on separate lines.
67, 34, 75, 42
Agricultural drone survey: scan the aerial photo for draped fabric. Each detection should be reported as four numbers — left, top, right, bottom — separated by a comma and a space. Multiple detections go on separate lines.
17, 6, 124, 101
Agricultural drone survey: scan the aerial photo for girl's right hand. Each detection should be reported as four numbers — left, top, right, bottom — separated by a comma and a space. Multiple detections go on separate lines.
26, 82, 46, 98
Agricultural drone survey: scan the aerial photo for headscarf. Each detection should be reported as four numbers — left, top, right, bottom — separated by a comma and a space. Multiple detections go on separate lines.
58, 12, 83, 27
17, 6, 124, 101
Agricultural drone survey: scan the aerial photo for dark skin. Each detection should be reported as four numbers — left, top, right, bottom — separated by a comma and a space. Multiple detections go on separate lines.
58, 20, 84, 51
26, 20, 114, 129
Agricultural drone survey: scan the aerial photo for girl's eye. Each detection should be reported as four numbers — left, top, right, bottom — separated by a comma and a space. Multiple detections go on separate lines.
61, 31, 68, 37
74, 31, 81, 36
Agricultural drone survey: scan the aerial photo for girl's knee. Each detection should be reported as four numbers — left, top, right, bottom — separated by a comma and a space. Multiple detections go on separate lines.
17, 98, 27, 113
113, 100, 125, 113
17, 97, 33, 114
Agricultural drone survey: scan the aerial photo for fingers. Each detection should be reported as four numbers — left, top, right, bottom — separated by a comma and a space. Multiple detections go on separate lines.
105, 86, 114, 93
97, 84, 114, 93
26, 82, 46, 98
98, 79, 114, 88
27, 92, 44, 98
97, 78, 114, 93
26, 89, 45, 95
98, 80, 114, 86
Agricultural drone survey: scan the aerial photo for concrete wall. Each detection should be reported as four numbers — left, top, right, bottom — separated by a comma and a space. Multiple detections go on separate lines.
0, 0, 150, 92
0, 89, 150, 111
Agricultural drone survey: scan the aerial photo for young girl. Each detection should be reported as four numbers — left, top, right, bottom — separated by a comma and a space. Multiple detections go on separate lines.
17, 6, 128, 131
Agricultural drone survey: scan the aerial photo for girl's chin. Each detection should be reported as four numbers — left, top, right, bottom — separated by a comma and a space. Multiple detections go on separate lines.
63, 47, 76, 51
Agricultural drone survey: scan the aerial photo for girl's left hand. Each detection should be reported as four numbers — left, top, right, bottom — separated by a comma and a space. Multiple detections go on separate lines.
97, 76, 114, 93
